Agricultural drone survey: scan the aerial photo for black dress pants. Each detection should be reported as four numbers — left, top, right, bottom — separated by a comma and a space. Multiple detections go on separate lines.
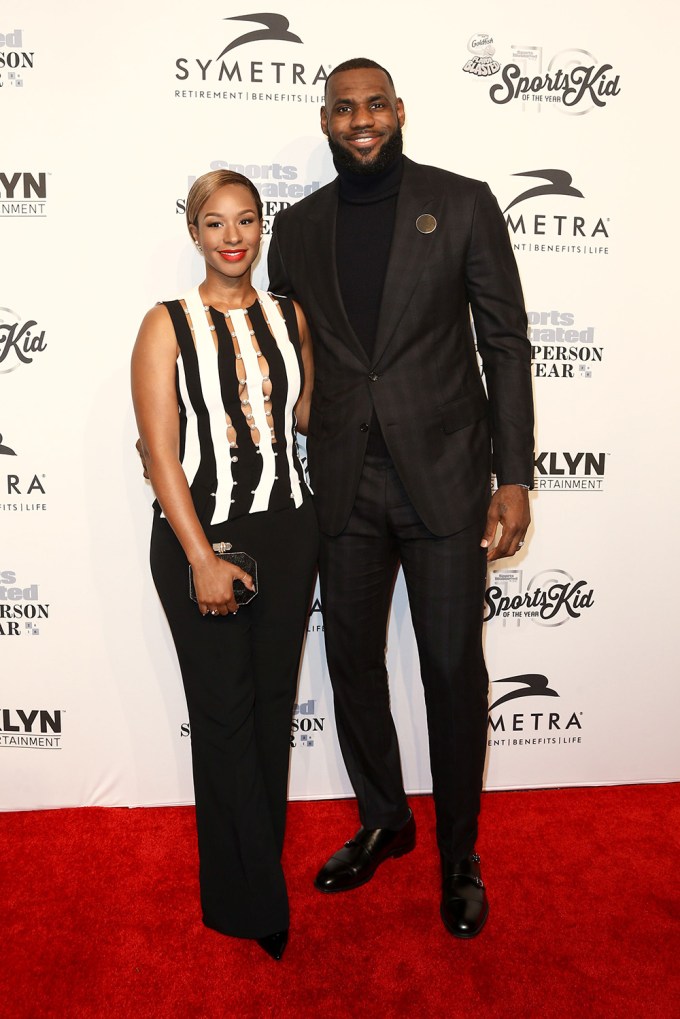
318, 455, 489, 863
150, 497, 318, 938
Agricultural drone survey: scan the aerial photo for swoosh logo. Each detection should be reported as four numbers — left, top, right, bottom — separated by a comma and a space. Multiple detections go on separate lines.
217, 13, 303, 59
503, 169, 585, 214
489, 674, 560, 710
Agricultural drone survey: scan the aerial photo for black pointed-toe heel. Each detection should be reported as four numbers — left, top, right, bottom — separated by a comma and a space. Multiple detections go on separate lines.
256, 929, 288, 961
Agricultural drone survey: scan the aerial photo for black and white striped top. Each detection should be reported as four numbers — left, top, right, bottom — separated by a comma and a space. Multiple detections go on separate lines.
162, 287, 310, 525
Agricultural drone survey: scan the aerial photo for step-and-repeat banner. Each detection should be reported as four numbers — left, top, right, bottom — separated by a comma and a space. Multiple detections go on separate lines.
2, 1, 678, 809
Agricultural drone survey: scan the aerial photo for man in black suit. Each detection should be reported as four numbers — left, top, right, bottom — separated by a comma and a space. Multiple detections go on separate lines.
268, 58, 534, 938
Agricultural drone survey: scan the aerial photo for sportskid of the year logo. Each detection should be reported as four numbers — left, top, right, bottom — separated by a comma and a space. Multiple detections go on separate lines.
485, 569, 595, 627
0, 307, 47, 373
463, 36, 621, 115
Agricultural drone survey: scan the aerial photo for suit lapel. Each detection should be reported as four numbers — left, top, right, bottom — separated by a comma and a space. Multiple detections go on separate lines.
302, 180, 369, 365
373, 158, 437, 366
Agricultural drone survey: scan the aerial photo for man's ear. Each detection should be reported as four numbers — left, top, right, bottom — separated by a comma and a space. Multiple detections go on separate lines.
396, 98, 405, 128
320, 106, 329, 137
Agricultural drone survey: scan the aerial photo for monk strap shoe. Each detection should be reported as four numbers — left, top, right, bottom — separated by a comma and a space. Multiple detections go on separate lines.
440, 852, 489, 939
314, 811, 416, 893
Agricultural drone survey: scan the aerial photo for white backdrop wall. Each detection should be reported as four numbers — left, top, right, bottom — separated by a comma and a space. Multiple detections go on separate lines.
2, 0, 678, 810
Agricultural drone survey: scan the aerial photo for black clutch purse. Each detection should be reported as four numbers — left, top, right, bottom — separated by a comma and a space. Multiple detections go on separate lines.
189, 543, 258, 606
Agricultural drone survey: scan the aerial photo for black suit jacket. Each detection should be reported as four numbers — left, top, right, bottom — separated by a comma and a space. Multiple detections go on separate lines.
268, 156, 534, 537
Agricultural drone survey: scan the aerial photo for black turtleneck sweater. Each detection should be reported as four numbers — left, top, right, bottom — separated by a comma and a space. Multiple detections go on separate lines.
335, 154, 404, 455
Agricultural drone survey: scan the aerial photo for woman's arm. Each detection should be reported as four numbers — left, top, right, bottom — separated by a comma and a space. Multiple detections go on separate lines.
292, 300, 314, 435
131, 305, 254, 614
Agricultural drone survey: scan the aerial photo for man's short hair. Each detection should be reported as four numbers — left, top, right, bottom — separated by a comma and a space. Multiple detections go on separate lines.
324, 58, 396, 101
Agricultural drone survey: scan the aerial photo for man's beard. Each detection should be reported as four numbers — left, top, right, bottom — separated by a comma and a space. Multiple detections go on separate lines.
327, 125, 403, 176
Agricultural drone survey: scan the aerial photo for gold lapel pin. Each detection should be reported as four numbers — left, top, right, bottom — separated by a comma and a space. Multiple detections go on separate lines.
416, 214, 437, 234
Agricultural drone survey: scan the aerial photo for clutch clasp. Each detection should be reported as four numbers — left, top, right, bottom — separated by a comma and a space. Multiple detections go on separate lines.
212, 541, 233, 553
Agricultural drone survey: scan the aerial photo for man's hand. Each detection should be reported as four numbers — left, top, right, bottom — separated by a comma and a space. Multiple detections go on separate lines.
135, 438, 150, 480
481, 485, 531, 562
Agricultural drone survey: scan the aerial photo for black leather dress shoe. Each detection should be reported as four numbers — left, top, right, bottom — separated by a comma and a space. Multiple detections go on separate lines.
256, 929, 288, 960
254, 929, 287, 957
314, 811, 416, 893
440, 852, 489, 939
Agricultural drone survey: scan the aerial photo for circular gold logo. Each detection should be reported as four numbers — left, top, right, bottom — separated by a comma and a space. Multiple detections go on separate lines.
416, 214, 437, 234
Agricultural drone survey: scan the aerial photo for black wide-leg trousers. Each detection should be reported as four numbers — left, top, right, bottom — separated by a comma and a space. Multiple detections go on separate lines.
150, 498, 318, 939
318, 455, 489, 863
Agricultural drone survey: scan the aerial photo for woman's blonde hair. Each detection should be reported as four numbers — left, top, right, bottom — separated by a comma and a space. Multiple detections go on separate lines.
185, 170, 263, 235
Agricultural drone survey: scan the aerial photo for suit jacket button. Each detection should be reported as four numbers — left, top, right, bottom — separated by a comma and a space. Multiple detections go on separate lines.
360, 423, 369, 432
368, 372, 379, 382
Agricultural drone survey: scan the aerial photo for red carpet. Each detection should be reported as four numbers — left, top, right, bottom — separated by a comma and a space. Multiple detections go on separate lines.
3, 786, 679, 1017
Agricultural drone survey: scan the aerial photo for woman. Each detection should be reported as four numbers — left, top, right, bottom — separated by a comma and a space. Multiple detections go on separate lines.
131, 170, 318, 961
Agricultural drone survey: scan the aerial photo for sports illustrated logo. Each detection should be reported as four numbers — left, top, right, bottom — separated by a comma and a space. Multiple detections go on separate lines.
534, 451, 608, 492
463, 37, 621, 115
503, 170, 610, 257
0, 171, 47, 218
528, 310, 603, 380
181, 697, 326, 749
0, 709, 62, 748
462, 34, 500, 77
174, 13, 329, 104
176, 159, 323, 236
0, 29, 34, 89
291, 698, 325, 749
488, 674, 583, 748
485, 569, 595, 627
0, 570, 49, 636
0, 307, 47, 373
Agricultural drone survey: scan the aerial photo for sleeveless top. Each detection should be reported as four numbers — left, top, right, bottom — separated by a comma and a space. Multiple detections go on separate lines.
162, 287, 310, 526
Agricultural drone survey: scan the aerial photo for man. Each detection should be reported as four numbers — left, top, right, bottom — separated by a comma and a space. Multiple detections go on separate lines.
268, 58, 534, 939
